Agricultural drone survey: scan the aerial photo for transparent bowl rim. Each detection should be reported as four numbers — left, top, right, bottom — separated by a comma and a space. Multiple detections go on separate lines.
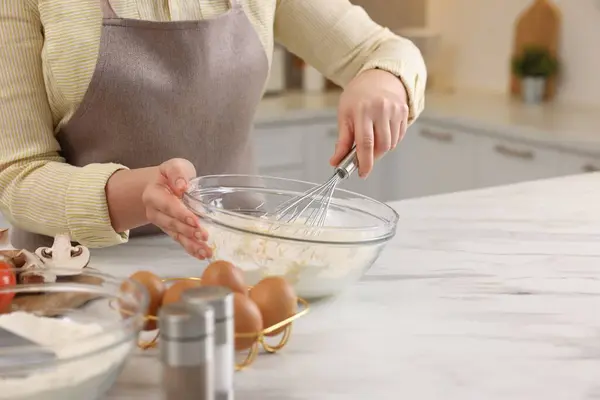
0, 268, 148, 372
183, 174, 400, 245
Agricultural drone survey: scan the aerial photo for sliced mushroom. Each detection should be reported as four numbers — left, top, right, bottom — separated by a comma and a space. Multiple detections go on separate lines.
18, 250, 57, 284
18, 268, 57, 284
15, 249, 46, 270
35, 234, 90, 276
0, 248, 54, 283
0, 249, 45, 270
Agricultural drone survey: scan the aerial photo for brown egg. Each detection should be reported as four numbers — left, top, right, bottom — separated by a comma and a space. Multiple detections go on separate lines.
233, 292, 263, 351
249, 276, 297, 337
124, 270, 166, 331
162, 279, 203, 306
201, 260, 247, 295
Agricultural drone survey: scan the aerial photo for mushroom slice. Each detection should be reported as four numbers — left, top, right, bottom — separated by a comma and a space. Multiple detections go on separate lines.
19, 268, 57, 284
12, 249, 45, 270
18, 250, 57, 284
35, 234, 90, 276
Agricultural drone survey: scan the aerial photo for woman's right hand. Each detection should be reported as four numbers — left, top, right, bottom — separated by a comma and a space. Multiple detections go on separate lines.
141, 158, 212, 260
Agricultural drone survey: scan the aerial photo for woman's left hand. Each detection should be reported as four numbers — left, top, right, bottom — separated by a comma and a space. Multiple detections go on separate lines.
330, 69, 410, 178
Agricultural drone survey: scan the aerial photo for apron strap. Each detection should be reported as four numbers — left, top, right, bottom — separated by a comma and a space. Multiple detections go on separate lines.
100, 0, 119, 19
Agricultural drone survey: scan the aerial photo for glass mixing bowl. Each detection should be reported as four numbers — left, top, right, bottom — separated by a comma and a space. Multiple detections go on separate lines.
0, 267, 148, 400
183, 174, 399, 299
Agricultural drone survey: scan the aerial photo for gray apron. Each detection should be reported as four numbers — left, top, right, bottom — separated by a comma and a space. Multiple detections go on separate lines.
11, 0, 268, 251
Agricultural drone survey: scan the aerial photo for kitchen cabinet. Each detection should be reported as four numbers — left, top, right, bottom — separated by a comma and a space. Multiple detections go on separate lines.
253, 123, 309, 181
475, 136, 563, 188
392, 120, 600, 201
251, 112, 600, 204
253, 124, 305, 170
394, 122, 479, 199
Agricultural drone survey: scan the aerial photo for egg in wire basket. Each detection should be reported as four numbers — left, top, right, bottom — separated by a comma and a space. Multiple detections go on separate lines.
115, 265, 309, 370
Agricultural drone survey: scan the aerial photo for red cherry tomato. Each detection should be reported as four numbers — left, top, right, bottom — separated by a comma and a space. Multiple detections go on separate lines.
0, 260, 16, 313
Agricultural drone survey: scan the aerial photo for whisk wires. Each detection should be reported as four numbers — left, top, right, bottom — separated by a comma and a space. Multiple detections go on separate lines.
266, 145, 358, 233
271, 173, 341, 227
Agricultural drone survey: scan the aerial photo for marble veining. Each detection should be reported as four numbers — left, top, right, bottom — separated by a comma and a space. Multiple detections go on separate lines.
100, 172, 600, 399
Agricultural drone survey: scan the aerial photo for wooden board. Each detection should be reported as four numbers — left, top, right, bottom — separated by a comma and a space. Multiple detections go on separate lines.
510, 0, 561, 100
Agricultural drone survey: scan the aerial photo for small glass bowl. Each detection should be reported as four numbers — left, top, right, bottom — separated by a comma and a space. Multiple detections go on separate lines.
0, 267, 148, 400
183, 174, 399, 299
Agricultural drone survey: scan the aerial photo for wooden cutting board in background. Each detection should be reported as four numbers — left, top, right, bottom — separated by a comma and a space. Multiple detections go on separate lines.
510, 0, 561, 100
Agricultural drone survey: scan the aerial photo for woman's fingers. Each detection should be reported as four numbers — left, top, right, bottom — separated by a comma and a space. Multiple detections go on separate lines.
149, 208, 203, 242
374, 116, 392, 160
159, 158, 197, 197
353, 106, 375, 178
389, 104, 402, 149
142, 181, 210, 256
392, 103, 409, 149
143, 183, 205, 233
164, 229, 213, 260
330, 116, 355, 167
145, 158, 213, 258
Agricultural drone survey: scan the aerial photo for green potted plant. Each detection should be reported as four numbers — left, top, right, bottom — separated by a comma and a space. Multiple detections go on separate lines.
511, 46, 559, 104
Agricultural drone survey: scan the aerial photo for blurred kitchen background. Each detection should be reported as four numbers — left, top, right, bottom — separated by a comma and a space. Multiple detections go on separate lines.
1, 0, 598, 234
256, 0, 600, 204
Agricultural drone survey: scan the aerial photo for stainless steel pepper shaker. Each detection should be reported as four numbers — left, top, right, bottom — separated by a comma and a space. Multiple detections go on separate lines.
159, 302, 215, 400
182, 286, 235, 400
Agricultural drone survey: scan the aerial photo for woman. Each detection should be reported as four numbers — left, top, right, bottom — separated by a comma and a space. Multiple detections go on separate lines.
0, 0, 426, 258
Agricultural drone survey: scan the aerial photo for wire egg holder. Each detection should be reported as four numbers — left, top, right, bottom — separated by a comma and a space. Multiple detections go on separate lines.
129, 277, 309, 371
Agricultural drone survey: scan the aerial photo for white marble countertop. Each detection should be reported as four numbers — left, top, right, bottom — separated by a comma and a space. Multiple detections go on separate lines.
97, 172, 600, 399
255, 89, 600, 156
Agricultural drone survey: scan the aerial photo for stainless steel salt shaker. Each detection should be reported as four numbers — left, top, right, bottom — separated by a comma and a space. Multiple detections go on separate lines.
182, 286, 235, 400
159, 302, 215, 400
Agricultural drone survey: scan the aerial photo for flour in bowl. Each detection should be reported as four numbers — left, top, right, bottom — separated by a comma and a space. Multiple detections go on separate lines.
204, 210, 383, 297
0, 312, 133, 400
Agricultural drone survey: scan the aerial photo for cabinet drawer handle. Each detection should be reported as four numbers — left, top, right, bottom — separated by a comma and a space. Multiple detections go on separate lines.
420, 129, 453, 142
582, 163, 600, 173
494, 144, 535, 160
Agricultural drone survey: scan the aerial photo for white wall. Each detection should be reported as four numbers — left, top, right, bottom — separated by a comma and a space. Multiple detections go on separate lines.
429, 0, 600, 107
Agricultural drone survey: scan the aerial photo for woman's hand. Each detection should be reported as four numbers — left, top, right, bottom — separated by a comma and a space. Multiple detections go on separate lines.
330, 69, 410, 178
141, 158, 212, 260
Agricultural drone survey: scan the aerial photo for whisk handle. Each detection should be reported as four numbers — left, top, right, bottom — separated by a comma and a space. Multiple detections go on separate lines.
335, 145, 358, 180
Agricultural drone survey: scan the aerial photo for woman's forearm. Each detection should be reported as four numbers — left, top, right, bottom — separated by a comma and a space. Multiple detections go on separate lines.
105, 166, 160, 233
274, 0, 427, 122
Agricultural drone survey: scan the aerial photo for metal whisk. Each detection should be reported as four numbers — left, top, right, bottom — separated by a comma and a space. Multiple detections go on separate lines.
270, 145, 358, 227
